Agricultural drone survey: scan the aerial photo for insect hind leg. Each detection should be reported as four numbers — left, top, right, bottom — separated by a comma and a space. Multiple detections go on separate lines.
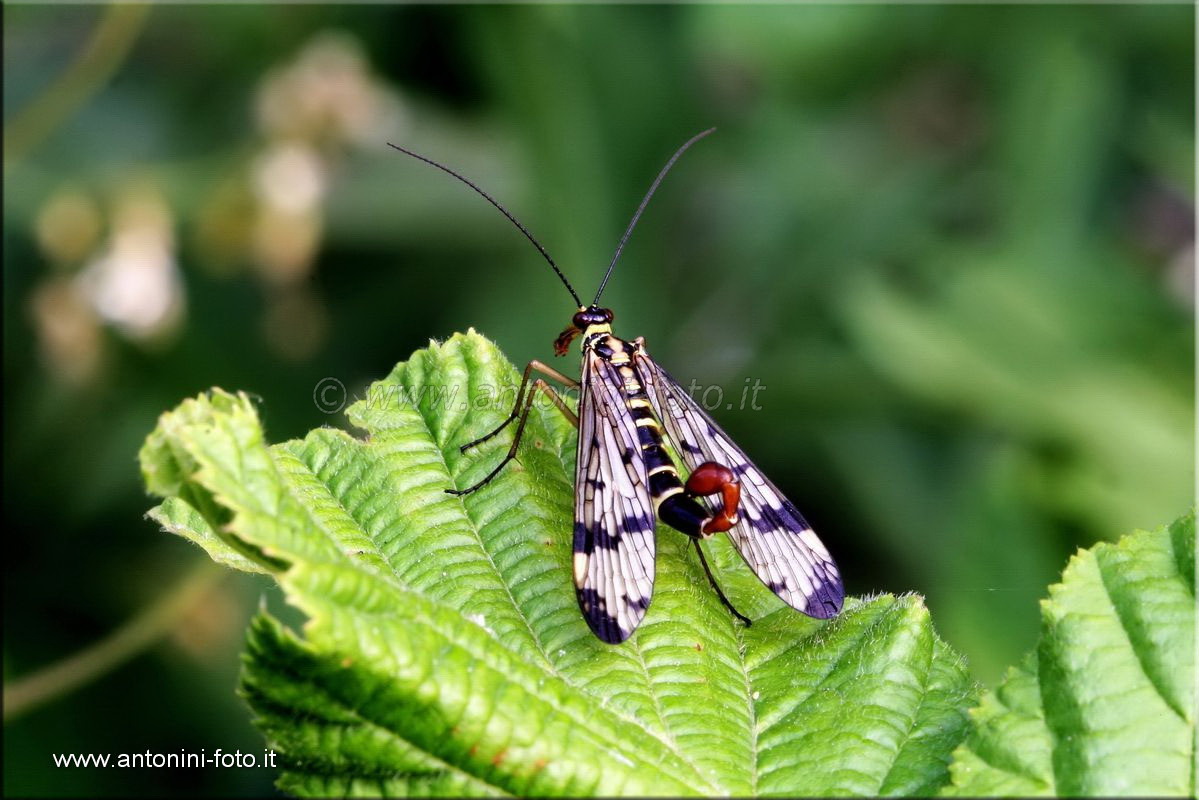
658, 462, 751, 627
693, 540, 752, 628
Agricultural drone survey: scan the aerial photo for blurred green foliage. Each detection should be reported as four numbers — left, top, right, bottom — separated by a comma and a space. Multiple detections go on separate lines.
3, 4, 1192, 797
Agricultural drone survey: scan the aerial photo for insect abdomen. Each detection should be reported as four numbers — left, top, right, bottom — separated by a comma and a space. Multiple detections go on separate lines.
642, 430, 709, 537
619, 363, 713, 537
657, 493, 709, 537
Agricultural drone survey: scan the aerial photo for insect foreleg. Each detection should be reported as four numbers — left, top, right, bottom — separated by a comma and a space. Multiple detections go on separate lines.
458, 359, 579, 453
446, 377, 577, 496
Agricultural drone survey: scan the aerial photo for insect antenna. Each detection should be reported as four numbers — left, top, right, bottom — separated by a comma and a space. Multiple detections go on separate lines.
387, 142, 583, 307
592, 127, 716, 306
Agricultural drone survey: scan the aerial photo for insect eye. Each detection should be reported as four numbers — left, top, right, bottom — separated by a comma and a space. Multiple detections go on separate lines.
572, 307, 614, 328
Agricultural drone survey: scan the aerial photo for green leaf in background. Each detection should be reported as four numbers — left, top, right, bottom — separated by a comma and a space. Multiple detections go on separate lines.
140, 331, 976, 796
943, 512, 1195, 797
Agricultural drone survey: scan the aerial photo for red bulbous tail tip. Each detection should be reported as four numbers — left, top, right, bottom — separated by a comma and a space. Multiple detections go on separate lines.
685, 462, 741, 534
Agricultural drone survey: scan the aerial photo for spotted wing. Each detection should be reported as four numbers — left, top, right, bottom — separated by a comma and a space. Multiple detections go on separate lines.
572, 351, 657, 643
636, 345, 844, 618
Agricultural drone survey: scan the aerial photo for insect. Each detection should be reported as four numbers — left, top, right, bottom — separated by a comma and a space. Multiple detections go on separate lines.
389, 130, 843, 643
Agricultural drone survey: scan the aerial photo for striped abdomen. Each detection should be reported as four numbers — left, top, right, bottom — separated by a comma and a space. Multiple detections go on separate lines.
612, 356, 712, 538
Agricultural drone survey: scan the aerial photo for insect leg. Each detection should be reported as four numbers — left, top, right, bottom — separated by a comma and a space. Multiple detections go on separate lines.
446, 378, 576, 496
692, 540, 752, 628
532, 378, 579, 427
459, 360, 579, 453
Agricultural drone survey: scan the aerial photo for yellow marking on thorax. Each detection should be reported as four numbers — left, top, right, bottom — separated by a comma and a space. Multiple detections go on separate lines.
582, 326, 632, 364
628, 398, 652, 408
634, 417, 660, 428
580, 323, 612, 351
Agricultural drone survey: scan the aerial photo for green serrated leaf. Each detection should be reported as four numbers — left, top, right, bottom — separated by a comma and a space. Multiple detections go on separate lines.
143, 330, 976, 796
943, 512, 1195, 797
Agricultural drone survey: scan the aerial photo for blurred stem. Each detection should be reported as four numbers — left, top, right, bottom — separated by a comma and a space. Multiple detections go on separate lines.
3, 561, 224, 722
4, 3, 151, 168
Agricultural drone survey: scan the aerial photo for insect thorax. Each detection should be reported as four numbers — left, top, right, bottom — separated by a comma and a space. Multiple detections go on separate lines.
581, 328, 634, 364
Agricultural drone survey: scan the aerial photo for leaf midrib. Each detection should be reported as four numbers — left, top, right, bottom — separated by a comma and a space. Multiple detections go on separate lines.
406, 397, 560, 674
1092, 544, 1189, 722
871, 638, 939, 795
754, 601, 890, 737
296, 572, 710, 795
188, 396, 710, 792
384, 376, 723, 793
733, 622, 759, 795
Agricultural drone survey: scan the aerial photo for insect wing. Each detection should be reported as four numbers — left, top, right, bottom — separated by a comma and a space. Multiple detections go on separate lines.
573, 352, 657, 642
636, 347, 844, 618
